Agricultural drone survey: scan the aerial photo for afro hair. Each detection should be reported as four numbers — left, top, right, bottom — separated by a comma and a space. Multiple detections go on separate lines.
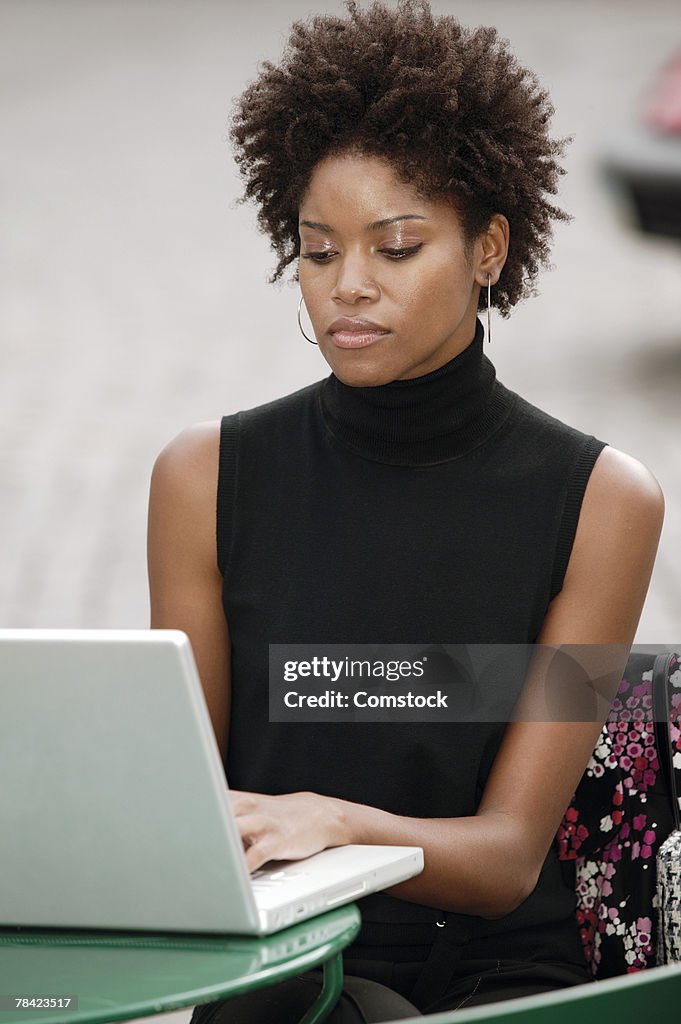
228, 0, 573, 316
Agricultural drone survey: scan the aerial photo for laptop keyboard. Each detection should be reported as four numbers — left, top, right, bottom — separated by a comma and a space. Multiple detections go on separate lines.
251, 868, 310, 890
251, 870, 290, 889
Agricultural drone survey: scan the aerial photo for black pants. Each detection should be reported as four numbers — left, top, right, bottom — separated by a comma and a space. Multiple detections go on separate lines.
189, 957, 593, 1023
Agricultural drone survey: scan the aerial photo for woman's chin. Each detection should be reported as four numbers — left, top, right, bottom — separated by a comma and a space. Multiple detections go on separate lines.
320, 344, 402, 388
326, 361, 399, 388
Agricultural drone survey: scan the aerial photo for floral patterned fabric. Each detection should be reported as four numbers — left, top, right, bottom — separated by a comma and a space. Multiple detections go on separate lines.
555, 651, 681, 978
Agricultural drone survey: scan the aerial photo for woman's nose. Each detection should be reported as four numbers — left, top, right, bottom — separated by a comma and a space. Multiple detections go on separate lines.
331, 254, 380, 304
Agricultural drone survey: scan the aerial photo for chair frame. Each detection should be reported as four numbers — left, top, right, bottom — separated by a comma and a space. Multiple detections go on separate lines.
383, 960, 681, 1023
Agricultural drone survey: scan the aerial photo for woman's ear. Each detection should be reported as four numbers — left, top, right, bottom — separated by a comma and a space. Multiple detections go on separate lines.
476, 213, 510, 287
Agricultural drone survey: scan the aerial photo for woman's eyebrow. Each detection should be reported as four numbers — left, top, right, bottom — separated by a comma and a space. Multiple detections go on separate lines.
299, 214, 428, 232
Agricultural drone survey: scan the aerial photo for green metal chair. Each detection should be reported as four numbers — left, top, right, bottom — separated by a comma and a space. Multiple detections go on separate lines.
381, 961, 681, 1023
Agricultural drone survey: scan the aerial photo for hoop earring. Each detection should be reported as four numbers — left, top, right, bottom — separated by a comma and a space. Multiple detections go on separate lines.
487, 274, 492, 345
297, 294, 318, 345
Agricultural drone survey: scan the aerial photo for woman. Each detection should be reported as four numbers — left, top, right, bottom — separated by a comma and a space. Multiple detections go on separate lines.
147, 1, 664, 1019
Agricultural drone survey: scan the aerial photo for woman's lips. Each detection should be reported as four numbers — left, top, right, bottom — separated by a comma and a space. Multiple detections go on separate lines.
328, 319, 391, 349
330, 329, 391, 348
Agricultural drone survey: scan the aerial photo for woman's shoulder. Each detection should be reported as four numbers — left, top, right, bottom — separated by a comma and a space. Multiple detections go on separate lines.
153, 419, 220, 469
150, 379, 328, 491
505, 387, 602, 446
540, 440, 665, 642
226, 379, 324, 428
147, 422, 223, 586
503, 388, 663, 499
150, 421, 221, 510
581, 443, 665, 532
517, 386, 664, 513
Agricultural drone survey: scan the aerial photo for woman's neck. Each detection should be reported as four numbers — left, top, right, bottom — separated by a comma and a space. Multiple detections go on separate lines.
319, 318, 515, 466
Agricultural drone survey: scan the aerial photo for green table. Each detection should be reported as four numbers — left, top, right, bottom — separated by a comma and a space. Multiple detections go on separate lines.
0, 905, 361, 1024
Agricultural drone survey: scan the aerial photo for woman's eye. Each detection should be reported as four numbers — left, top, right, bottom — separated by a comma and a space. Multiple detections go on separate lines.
301, 252, 337, 262
301, 244, 423, 263
380, 244, 423, 259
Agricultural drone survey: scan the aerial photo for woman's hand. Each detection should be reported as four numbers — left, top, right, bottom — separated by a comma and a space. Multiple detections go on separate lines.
230, 790, 350, 872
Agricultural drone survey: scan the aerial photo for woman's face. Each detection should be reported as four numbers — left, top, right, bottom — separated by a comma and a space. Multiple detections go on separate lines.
298, 151, 503, 387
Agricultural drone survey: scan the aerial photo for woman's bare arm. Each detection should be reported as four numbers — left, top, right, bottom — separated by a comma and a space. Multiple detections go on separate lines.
231, 446, 665, 918
147, 422, 230, 762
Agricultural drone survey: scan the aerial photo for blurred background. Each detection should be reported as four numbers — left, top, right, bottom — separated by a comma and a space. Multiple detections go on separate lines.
1, 0, 680, 642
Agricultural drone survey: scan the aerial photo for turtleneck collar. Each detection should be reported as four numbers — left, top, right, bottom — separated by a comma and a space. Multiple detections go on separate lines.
318, 318, 516, 466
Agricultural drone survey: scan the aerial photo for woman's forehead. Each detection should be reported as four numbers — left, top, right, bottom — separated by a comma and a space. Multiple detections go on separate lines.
299, 153, 455, 226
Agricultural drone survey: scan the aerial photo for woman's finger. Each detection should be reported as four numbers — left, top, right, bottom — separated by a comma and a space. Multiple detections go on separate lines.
230, 790, 259, 816
234, 810, 272, 840
244, 833, 279, 873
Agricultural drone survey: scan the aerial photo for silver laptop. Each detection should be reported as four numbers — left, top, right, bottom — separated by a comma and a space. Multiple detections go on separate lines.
0, 629, 423, 935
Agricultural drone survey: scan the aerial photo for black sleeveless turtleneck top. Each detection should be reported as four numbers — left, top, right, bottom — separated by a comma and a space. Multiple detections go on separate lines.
216, 317, 607, 971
